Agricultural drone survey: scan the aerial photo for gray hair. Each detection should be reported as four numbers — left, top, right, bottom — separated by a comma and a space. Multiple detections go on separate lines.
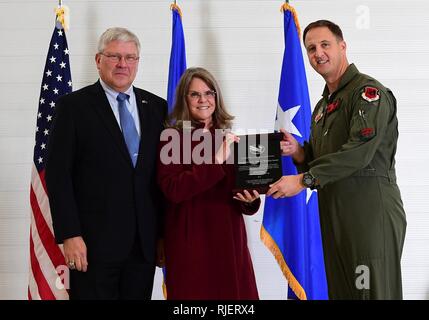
97, 27, 141, 55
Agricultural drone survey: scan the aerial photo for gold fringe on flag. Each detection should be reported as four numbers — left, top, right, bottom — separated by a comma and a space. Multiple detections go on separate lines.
162, 281, 167, 300
170, 3, 183, 17
55, 5, 70, 31
260, 225, 307, 300
280, 3, 301, 39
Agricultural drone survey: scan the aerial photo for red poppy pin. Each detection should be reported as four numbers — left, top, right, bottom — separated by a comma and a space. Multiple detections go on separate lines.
326, 100, 340, 114
361, 87, 380, 102
359, 127, 375, 141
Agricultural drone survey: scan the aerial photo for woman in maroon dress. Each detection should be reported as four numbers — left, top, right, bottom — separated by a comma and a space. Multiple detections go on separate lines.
157, 67, 260, 300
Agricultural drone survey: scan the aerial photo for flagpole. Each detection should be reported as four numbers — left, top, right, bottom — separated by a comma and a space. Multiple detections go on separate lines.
58, 0, 62, 6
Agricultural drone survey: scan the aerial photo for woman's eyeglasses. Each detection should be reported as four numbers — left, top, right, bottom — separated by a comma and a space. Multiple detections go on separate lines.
187, 90, 216, 100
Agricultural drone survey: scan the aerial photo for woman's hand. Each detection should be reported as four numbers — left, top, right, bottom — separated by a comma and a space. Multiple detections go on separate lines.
233, 189, 260, 203
215, 132, 240, 164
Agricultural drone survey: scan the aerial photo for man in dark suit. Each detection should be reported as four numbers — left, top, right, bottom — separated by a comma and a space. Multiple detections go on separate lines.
45, 27, 167, 299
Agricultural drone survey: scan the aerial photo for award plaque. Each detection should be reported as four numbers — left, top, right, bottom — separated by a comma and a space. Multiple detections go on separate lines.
233, 132, 283, 194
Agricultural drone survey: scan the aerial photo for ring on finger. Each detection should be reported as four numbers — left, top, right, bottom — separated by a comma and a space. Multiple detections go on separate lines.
68, 260, 76, 269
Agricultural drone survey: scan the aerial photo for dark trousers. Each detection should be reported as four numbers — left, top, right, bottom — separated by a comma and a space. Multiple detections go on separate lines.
70, 239, 155, 300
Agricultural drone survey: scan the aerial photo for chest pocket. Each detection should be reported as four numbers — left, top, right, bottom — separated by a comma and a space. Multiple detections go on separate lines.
312, 98, 350, 155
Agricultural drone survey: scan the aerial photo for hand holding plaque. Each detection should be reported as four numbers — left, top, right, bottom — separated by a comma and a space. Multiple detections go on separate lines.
215, 132, 240, 164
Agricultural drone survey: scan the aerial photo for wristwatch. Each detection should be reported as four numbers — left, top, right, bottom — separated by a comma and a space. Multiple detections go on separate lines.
302, 171, 316, 189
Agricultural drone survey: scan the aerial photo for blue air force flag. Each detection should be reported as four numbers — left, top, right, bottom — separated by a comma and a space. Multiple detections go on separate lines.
167, 3, 187, 113
261, 4, 328, 300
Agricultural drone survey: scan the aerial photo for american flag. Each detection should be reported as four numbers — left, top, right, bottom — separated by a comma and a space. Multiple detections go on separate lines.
28, 22, 72, 300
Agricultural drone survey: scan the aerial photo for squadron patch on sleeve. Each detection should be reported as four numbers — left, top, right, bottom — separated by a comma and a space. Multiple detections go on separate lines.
361, 86, 380, 102
359, 127, 375, 141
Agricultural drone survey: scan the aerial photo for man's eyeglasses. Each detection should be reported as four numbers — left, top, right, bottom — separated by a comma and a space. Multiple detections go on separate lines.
100, 52, 140, 64
187, 90, 216, 100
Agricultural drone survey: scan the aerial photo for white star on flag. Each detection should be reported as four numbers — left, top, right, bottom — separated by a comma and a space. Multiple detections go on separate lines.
68, 80, 72, 87
49, 101, 55, 108
53, 88, 59, 94
56, 75, 62, 81
50, 56, 56, 63
54, 43, 59, 50
46, 70, 52, 77
60, 62, 66, 68
40, 98, 45, 104
64, 48, 69, 55
57, 30, 63, 36
275, 104, 302, 137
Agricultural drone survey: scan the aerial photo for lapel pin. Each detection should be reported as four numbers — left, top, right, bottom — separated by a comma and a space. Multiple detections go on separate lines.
142, 99, 148, 104
315, 112, 323, 123
315, 106, 324, 123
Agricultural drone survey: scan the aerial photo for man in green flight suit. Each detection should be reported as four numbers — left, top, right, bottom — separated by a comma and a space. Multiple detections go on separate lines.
267, 20, 407, 299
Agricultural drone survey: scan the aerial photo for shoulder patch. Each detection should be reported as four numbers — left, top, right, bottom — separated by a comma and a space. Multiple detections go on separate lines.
361, 86, 380, 102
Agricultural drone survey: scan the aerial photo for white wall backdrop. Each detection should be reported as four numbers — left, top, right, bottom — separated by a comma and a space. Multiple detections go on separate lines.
0, 0, 428, 299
